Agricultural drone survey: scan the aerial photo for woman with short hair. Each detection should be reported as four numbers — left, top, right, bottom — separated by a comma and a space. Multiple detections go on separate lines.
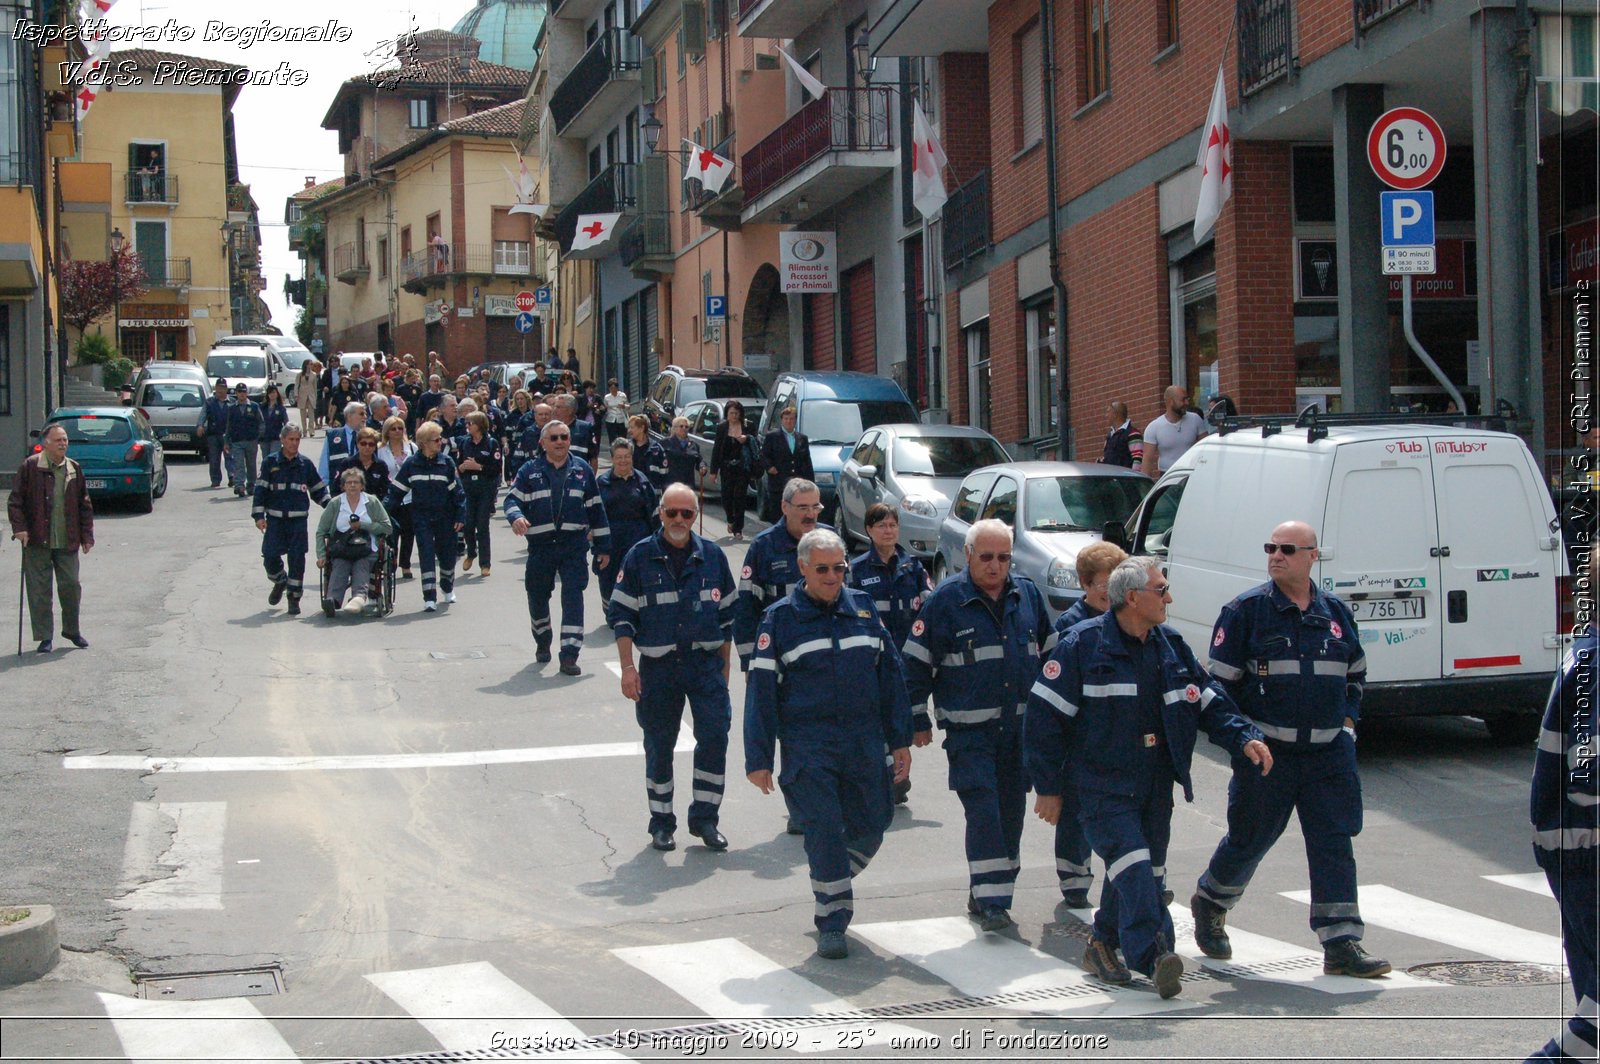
602, 379, 630, 443
627, 414, 669, 491
457, 410, 501, 577
316, 465, 394, 617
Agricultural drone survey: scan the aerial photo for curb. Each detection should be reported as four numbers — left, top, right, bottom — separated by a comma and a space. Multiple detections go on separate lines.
0, 906, 60, 986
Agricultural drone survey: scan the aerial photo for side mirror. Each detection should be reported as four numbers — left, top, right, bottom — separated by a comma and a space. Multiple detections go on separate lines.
28, 428, 40, 440
856, 464, 877, 481
1102, 520, 1128, 551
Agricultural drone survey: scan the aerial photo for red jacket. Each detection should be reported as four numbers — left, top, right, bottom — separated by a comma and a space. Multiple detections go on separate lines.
8, 454, 94, 550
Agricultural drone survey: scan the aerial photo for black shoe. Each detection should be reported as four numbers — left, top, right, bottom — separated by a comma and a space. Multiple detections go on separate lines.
892, 777, 911, 805
400, 569, 414, 580
1323, 939, 1391, 978
65, 634, 89, 649
268, 579, 287, 605
816, 931, 849, 960
1152, 951, 1185, 998
1190, 893, 1233, 960
323, 599, 337, 618
967, 893, 1013, 932
690, 825, 728, 851
1082, 935, 1132, 984
1163, 889, 1175, 906
650, 828, 675, 852
286, 596, 301, 616
785, 817, 805, 836
1061, 888, 1091, 909
559, 660, 581, 676
535, 643, 552, 663
36, 639, 52, 654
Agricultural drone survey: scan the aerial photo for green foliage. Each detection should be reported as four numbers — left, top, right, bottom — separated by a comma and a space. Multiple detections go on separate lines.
102, 357, 136, 392
295, 305, 314, 347
75, 331, 117, 366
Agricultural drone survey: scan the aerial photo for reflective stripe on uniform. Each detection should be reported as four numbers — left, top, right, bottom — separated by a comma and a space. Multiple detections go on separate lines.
1315, 921, 1363, 943
1106, 848, 1151, 881
1087, 683, 1139, 698
812, 876, 852, 895
780, 638, 833, 665
1209, 659, 1244, 681
936, 705, 1001, 725
902, 641, 933, 664
940, 645, 1006, 667
968, 857, 1014, 875
836, 634, 880, 653
610, 589, 641, 611
1312, 660, 1349, 677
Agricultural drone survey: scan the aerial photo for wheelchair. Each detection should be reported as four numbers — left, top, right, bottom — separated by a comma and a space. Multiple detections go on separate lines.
317, 532, 398, 618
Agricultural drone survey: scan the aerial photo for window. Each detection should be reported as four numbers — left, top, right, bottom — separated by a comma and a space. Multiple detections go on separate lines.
981, 476, 1020, 526
407, 98, 434, 128
1015, 22, 1043, 149
1025, 475, 1149, 531
951, 471, 999, 525
892, 435, 1010, 477
1136, 476, 1187, 557
1169, 245, 1218, 408
1026, 298, 1057, 437
494, 241, 531, 273
1157, 0, 1179, 51
1082, 0, 1110, 102
356, 217, 368, 267
377, 236, 388, 278
965, 320, 991, 432
133, 220, 167, 281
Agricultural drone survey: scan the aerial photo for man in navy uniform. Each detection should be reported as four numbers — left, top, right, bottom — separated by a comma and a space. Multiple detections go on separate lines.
201, 378, 231, 488
253, 424, 330, 615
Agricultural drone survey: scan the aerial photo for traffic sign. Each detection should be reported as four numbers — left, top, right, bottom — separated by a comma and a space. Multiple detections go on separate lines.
1381, 191, 1435, 247
514, 290, 537, 313
535, 286, 552, 308
1383, 246, 1437, 275
514, 312, 537, 334
1367, 107, 1447, 191
705, 294, 726, 323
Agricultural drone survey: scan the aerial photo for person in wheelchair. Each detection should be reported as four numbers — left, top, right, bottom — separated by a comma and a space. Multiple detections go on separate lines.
316, 466, 394, 617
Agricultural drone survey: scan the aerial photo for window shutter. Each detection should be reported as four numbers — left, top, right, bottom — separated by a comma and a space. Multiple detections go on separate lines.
1019, 24, 1043, 146
683, 1, 706, 59
707, 0, 726, 39
640, 153, 668, 212
640, 47, 658, 101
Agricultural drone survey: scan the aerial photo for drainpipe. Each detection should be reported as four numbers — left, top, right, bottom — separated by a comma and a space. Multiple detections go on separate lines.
1041, 0, 1070, 458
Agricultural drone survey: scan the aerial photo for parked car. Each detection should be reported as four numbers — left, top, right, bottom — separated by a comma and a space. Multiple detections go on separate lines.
754, 371, 920, 522
677, 397, 768, 498
935, 461, 1150, 617
836, 424, 1011, 558
130, 359, 210, 398
133, 378, 207, 454
209, 335, 312, 400
336, 352, 385, 375
639, 365, 767, 437
492, 362, 545, 391
203, 347, 279, 402
1111, 412, 1566, 741
35, 407, 167, 513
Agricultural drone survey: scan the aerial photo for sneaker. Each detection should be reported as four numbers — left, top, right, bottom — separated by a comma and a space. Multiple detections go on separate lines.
816, 931, 848, 960
1323, 940, 1391, 978
344, 596, 367, 615
1081, 936, 1132, 985
1061, 888, 1092, 909
322, 599, 337, 618
1190, 893, 1233, 960
423, 601, 438, 612
1152, 951, 1185, 999
445, 590, 457, 604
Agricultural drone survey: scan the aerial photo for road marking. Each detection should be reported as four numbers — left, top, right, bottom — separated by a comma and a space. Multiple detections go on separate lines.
366, 962, 625, 1059
613, 938, 928, 1052
64, 737, 693, 774
1281, 884, 1564, 964
98, 993, 298, 1063
1483, 872, 1555, 898
1165, 903, 1439, 993
111, 802, 226, 911
851, 917, 1195, 1016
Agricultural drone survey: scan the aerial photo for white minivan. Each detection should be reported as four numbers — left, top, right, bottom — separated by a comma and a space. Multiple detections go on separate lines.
1114, 415, 1569, 743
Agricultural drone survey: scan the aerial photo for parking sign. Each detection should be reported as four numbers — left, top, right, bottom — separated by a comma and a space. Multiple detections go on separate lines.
705, 295, 726, 323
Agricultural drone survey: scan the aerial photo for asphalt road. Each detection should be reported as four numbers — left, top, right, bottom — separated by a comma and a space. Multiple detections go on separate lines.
0, 433, 1577, 1063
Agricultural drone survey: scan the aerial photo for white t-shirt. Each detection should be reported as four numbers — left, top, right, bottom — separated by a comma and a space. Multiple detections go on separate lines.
603, 392, 630, 423
1143, 411, 1208, 471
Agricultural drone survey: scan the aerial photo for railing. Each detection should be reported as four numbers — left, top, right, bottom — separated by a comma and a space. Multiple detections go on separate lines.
620, 213, 672, 269
740, 87, 893, 203
136, 258, 191, 287
549, 27, 642, 133
400, 243, 539, 286
553, 162, 638, 252
331, 241, 368, 279
1237, 0, 1294, 97
942, 169, 990, 272
1354, 0, 1415, 30
124, 172, 178, 204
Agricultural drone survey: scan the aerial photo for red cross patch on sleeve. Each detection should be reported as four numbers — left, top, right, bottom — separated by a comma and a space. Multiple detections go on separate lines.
912, 619, 926, 637
1042, 660, 1061, 680
1213, 627, 1226, 648
711, 588, 721, 603
1185, 684, 1201, 703
757, 632, 771, 650
1330, 621, 1343, 639
742, 565, 753, 580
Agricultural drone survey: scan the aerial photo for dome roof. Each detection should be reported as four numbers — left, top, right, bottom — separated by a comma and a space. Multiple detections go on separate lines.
451, 0, 546, 72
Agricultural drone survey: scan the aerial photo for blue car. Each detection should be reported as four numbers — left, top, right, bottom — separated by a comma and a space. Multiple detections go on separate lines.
35, 407, 168, 513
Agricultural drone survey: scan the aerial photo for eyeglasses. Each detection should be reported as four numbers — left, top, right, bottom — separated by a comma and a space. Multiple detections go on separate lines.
1263, 542, 1314, 556
973, 551, 1013, 564
808, 563, 850, 575
1141, 583, 1173, 597
662, 507, 696, 519
547, 433, 570, 441
789, 502, 824, 513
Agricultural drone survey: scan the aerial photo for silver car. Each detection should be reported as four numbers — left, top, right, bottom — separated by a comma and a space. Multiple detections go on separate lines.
133, 378, 208, 453
835, 424, 1011, 559
676, 398, 767, 498
934, 461, 1151, 617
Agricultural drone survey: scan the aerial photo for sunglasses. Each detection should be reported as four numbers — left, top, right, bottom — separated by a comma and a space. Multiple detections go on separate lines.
547, 434, 570, 441
973, 551, 1013, 564
358, 441, 377, 447
808, 563, 850, 575
1263, 542, 1314, 556
1141, 582, 1172, 596
662, 507, 696, 519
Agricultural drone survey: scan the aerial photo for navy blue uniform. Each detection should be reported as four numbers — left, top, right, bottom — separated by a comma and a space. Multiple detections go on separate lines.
332, 456, 392, 509
902, 571, 1056, 913
848, 546, 932, 651
1026, 612, 1260, 977
456, 431, 502, 569
261, 404, 289, 458
745, 585, 913, 932
609, 532, 736, 835
1047, 597, 1104, 902
595, 468, 659, 606
504, 453, 611, 662
319, 423, 360, 484
504, 408, 534, 483
225, 398, 265, 493
735, 521, 833, 670
252, 452, 329, 602
1525, 632, 1598, 1063
386, 450, 466, 604
1195, 582, 1369, 946
203, 393, 231, 486
630, 436, 670, 492
661, 433, 701, 487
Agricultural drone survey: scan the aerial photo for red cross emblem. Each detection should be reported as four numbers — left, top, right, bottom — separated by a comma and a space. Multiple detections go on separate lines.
1043, 660, 1061, 680
582, 220, 606, 239
77, 87, 96, 108
741, 565, 752, 579
1213, 627, 1226, 648
1185, 684, 1200, 703
912, 619, 925, 637
757, 632, 771, 650
1330, 621, 1343, 639
697, 149, 726, 171
710, 588, 721, 603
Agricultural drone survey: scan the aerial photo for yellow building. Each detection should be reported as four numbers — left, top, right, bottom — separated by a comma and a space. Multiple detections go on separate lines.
78, 48, 263, 363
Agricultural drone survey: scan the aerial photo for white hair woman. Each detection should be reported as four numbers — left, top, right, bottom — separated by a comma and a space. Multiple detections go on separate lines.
315, 465, 394, 617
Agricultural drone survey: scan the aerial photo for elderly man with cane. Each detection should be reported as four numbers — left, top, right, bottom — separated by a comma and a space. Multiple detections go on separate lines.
9, 423, 94, 653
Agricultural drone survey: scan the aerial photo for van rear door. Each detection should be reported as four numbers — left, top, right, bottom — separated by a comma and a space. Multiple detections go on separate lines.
1322, 439, 1440, 682
1428, 434, 1560, 680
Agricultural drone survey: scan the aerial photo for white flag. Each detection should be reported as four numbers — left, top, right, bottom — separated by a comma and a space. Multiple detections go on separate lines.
1193, 65, 1233, 244
571, 212, 622, 252
503, 150, 548, 216
685, 139, 734, 196
910, 99, 949, 221
74, 0, 118, 119
777, 45, 826, 101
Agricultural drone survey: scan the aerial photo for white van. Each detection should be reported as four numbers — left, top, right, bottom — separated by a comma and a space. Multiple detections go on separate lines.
1115, 416, 1569, 743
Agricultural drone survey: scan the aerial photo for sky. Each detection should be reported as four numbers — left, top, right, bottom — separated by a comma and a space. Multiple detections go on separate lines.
97, 0, 497, 335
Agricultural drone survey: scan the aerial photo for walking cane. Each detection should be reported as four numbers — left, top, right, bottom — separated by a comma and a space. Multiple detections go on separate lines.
16, 546, 24, 657
697, 468, 705, 536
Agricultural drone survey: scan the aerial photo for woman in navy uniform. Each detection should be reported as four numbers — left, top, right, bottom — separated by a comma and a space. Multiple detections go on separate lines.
596, 438, 659, 609
387, 421, 466, 611
456, 411, 502, 577
333, 427, 392, 502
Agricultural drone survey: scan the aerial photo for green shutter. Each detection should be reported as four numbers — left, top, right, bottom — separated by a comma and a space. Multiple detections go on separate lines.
641, 154, 668, 213
640, 47, 658, 101
682, 1, 706, 59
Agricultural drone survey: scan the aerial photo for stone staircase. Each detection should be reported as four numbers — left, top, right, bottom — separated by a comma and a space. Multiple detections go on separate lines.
63, 378, 123, 408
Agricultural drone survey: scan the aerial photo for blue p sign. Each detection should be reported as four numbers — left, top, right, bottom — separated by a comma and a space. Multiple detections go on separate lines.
1380, 191, 1435, 247
706, 295, 726, 322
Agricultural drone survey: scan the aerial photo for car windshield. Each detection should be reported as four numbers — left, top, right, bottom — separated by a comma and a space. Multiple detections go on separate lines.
53, 415, 131, 445
208, 354, 266, 378
677, 377, 764, 405
893, 435, 1009, 476
141, 383, 205, 407
1026, 475, 1150, 532
803, 399, 919, 445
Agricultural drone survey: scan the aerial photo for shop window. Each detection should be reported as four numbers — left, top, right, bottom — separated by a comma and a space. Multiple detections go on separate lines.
1025, 298, 1057, 437
1169, 245, 1218, 407
965, 319, 991, 431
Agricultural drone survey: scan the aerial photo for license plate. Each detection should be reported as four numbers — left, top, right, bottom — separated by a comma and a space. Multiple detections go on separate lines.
85, 479, 108, 490
165, 432, 190, 442
1351, 596, 1425, 621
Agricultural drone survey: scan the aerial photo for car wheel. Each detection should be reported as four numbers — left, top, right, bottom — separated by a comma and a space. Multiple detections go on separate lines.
1482, 712, 1540, 746
133, 484, 154, 514
153, 465, 168, 499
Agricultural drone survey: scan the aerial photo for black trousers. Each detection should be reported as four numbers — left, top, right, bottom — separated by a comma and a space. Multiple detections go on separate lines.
462, 478, 496, 567
721, 468, 749, 534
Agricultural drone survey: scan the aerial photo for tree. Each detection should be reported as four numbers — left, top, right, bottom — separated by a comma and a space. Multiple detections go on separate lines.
59, 248, 148, 342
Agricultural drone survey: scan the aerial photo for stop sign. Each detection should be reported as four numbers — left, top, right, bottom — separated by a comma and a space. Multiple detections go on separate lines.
514, 290, 537, 313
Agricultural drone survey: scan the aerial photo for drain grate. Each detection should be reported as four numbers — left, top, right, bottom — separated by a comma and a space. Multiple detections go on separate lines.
1406, 960, 1566, 987
135, 966, 285, 1001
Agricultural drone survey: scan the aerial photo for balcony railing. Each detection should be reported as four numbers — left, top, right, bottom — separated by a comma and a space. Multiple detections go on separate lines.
1354, 0, 1415, 31
549, 27, 641, 134
942, 169, 990, 272
553, 162, 638, 252
738, 0, 764, 18
124, 172, 178, 204
331, 241, 368, 281
1238, 0, 1295, 97
399, 242, 539, 290
620, 213, 672, 274
740, 87, 893, 203
136, 257, 191, 287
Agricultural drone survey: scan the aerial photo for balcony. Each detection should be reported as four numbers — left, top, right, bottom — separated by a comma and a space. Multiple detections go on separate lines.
553, 162, 638, 254
1354, 0, 1416, 31
549, 27, 642, 141
620, 214, 672, 280
942, 169, 990, 273
138, 257, 192, 288
124, 172, 177, 205
737, 0, 835, 39
1238, 0, 1295, 97
739, 87, 894, 226
331, 241, 369, 283
399, 242, 539, 293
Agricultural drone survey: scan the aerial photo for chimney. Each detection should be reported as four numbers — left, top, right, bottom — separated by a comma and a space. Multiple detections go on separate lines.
304, 176, 316, 189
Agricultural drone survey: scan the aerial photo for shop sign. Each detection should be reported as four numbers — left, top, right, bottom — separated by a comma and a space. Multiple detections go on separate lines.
485, 295, 520, 317
779, 231, 837, 294
1547, 215, 1600, 291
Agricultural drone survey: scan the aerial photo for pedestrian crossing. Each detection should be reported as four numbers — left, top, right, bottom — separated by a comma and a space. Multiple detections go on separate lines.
72, 876, 1562, 1063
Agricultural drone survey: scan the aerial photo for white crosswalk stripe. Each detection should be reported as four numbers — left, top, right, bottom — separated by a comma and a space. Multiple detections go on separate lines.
1483, 872, 1556, 898
1280, 884, 1564, 965
98, 992, 298, 1064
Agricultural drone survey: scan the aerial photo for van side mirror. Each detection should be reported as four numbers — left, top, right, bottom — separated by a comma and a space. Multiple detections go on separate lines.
28, 428, 40, 440
1102, 520, 1127, 551
857, 464, 877, 481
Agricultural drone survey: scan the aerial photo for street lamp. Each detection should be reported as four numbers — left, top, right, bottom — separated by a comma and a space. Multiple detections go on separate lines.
641, 109, 663, 155
852, 29, 877, 85
109, 227, 125, 353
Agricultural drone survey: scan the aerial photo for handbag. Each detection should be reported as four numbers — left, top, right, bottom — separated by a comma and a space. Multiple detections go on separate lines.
328, 519, 373, 561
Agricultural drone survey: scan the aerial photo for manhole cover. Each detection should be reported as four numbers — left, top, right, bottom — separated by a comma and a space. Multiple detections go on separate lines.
135, 966, 284, 1000
1407, 960, 1566, 987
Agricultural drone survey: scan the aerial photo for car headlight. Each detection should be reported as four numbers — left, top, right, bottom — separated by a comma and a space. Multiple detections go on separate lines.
815, 471, 835, 486
900, 496, 938, 518
1048, 559, 1080, 590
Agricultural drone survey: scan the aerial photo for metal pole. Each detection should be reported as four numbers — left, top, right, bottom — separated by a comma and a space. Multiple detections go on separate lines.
1040, 0, 1070, 458
16, 548, 25, 657
1401, 276, 1466, 412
